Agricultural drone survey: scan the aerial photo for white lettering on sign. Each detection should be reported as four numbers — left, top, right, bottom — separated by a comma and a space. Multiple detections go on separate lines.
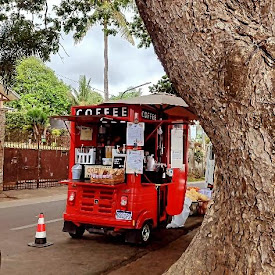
141, 110, 157, 120
85, 109, 93, 116
113, 107, 118, 117
75, 107, 128, 117
122, 107, 127, 117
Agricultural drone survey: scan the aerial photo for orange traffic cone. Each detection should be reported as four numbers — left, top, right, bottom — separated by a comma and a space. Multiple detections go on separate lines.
28, 213, 53, 248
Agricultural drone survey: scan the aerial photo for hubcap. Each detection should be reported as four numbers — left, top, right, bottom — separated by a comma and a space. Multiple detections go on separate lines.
141, 224, 150, 242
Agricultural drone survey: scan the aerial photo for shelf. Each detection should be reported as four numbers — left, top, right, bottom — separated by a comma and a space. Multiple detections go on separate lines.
60, 179, 126, 188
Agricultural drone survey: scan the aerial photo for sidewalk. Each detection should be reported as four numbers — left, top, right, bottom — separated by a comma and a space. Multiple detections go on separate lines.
0, 185, 67, 208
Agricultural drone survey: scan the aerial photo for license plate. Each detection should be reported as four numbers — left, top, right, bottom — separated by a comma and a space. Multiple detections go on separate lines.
115, 210, 132, 220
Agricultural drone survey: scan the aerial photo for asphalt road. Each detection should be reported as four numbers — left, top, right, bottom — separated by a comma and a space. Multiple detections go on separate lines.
0, 198, 202, 275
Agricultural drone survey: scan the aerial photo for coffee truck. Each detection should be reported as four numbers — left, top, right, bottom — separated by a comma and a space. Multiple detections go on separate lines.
53, 93, 197, 244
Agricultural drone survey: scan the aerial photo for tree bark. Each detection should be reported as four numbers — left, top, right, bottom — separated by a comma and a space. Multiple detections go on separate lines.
135, 1, 274, 274
104, 19, 109, 101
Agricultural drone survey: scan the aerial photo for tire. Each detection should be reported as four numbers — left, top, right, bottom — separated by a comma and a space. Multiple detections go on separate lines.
139, 222, 151, 244
69, 226, 85, 239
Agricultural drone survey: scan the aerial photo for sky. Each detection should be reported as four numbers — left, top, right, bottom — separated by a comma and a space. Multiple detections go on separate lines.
46, 2, 165, 98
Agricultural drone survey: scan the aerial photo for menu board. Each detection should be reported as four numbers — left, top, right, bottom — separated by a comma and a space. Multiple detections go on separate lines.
126, 122, 145, 146
171, 126, 183, 168
113, 156, 126, 169
80, 127, 93, 141
126, 150, 144, 174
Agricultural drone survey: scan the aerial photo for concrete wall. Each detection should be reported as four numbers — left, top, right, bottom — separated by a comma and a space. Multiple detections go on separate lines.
0, 108, 6, 191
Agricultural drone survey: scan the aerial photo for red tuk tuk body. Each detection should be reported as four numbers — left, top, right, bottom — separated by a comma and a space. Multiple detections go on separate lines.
57, 94, 196, 244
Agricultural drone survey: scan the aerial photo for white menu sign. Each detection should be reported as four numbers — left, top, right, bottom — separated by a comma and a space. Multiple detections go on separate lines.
171, 126, 184, 168
126, 150, 144, 174
126, 122, 145, 146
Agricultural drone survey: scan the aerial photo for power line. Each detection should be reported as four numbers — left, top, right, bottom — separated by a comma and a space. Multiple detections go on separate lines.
56, 73, 105, 94
56, 73, 150, 99
120, 82, 151, 98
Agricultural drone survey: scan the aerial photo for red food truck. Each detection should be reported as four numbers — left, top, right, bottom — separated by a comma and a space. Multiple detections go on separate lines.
54, 93, 197, 244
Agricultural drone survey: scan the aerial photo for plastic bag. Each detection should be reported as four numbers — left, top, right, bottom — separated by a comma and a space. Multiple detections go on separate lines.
166, 197, 192, 228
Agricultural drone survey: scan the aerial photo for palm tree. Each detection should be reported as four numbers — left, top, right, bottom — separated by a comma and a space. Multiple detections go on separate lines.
99, 1, 135, 100
57, 1, 135, 101
72, 75, 103, 106
25, 108, 49, 142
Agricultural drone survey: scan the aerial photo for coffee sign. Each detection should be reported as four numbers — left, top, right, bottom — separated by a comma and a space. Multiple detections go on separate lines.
141, 110, 157, 120
76, 107, 128, 117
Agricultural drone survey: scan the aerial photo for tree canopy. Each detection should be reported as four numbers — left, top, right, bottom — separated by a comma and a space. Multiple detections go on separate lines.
8, 57, 72, 116
0, 0, 60, 86
55, 0, 134, 43
149, 75, 177, 95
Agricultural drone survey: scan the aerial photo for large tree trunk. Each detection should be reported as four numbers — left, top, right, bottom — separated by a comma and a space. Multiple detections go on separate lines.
135, 1, 274, 274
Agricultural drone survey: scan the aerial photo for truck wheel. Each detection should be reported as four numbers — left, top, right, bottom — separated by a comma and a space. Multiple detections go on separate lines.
140, 223, 151, 244
69, 226, 85, 239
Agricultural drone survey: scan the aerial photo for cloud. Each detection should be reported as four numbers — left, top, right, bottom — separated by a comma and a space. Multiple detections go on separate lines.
47, 26, 165, 97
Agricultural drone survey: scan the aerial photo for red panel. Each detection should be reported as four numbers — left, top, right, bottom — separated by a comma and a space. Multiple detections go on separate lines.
166, 168, 187, 215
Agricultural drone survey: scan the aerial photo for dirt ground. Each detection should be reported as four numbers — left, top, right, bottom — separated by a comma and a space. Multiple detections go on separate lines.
108, 227, 199, 275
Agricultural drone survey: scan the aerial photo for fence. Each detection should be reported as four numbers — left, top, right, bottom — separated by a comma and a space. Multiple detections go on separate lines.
4, 131, 70, 150
3, 132, 70, 191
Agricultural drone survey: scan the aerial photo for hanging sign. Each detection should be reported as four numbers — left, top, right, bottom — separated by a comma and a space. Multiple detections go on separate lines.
171, 126, 184, 168
113, 156, 126, 169
141, 110, 157, 120
80, 127, 93, 141
126, 150, 144, 174
126, 122, 145, 146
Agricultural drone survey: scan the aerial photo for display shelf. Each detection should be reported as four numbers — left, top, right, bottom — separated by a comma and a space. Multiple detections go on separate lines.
60, 179, 126, 188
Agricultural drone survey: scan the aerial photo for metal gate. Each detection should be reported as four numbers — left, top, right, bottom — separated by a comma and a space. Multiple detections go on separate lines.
3, 146, 69, 191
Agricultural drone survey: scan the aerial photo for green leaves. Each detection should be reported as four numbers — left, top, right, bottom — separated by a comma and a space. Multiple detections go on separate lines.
9, 57, 72, 116
0, 1, 60, 86
73, 75, 104, 105
149, 75, 178, 95
129, 11, 151, 48
110, 87, 142, 100
5, 57, 72, 138
55, 0, 134, 44
26, 108, 48, 128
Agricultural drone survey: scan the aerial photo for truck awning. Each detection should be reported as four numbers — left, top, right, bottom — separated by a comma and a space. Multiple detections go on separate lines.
105, 93, 188, 107
51, 115, 104, 123
51, 114, 130, 123
104, 93, 197, 120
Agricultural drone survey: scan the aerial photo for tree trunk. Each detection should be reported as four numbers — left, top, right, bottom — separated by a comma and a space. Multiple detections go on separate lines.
104, 19, 109, 101
135, 1, 274, 274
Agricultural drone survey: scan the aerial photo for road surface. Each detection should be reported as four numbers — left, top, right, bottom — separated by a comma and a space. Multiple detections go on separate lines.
0, 197, 202, 274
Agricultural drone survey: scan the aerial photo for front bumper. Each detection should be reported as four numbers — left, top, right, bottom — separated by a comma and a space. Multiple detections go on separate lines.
63, 212, 134, 230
